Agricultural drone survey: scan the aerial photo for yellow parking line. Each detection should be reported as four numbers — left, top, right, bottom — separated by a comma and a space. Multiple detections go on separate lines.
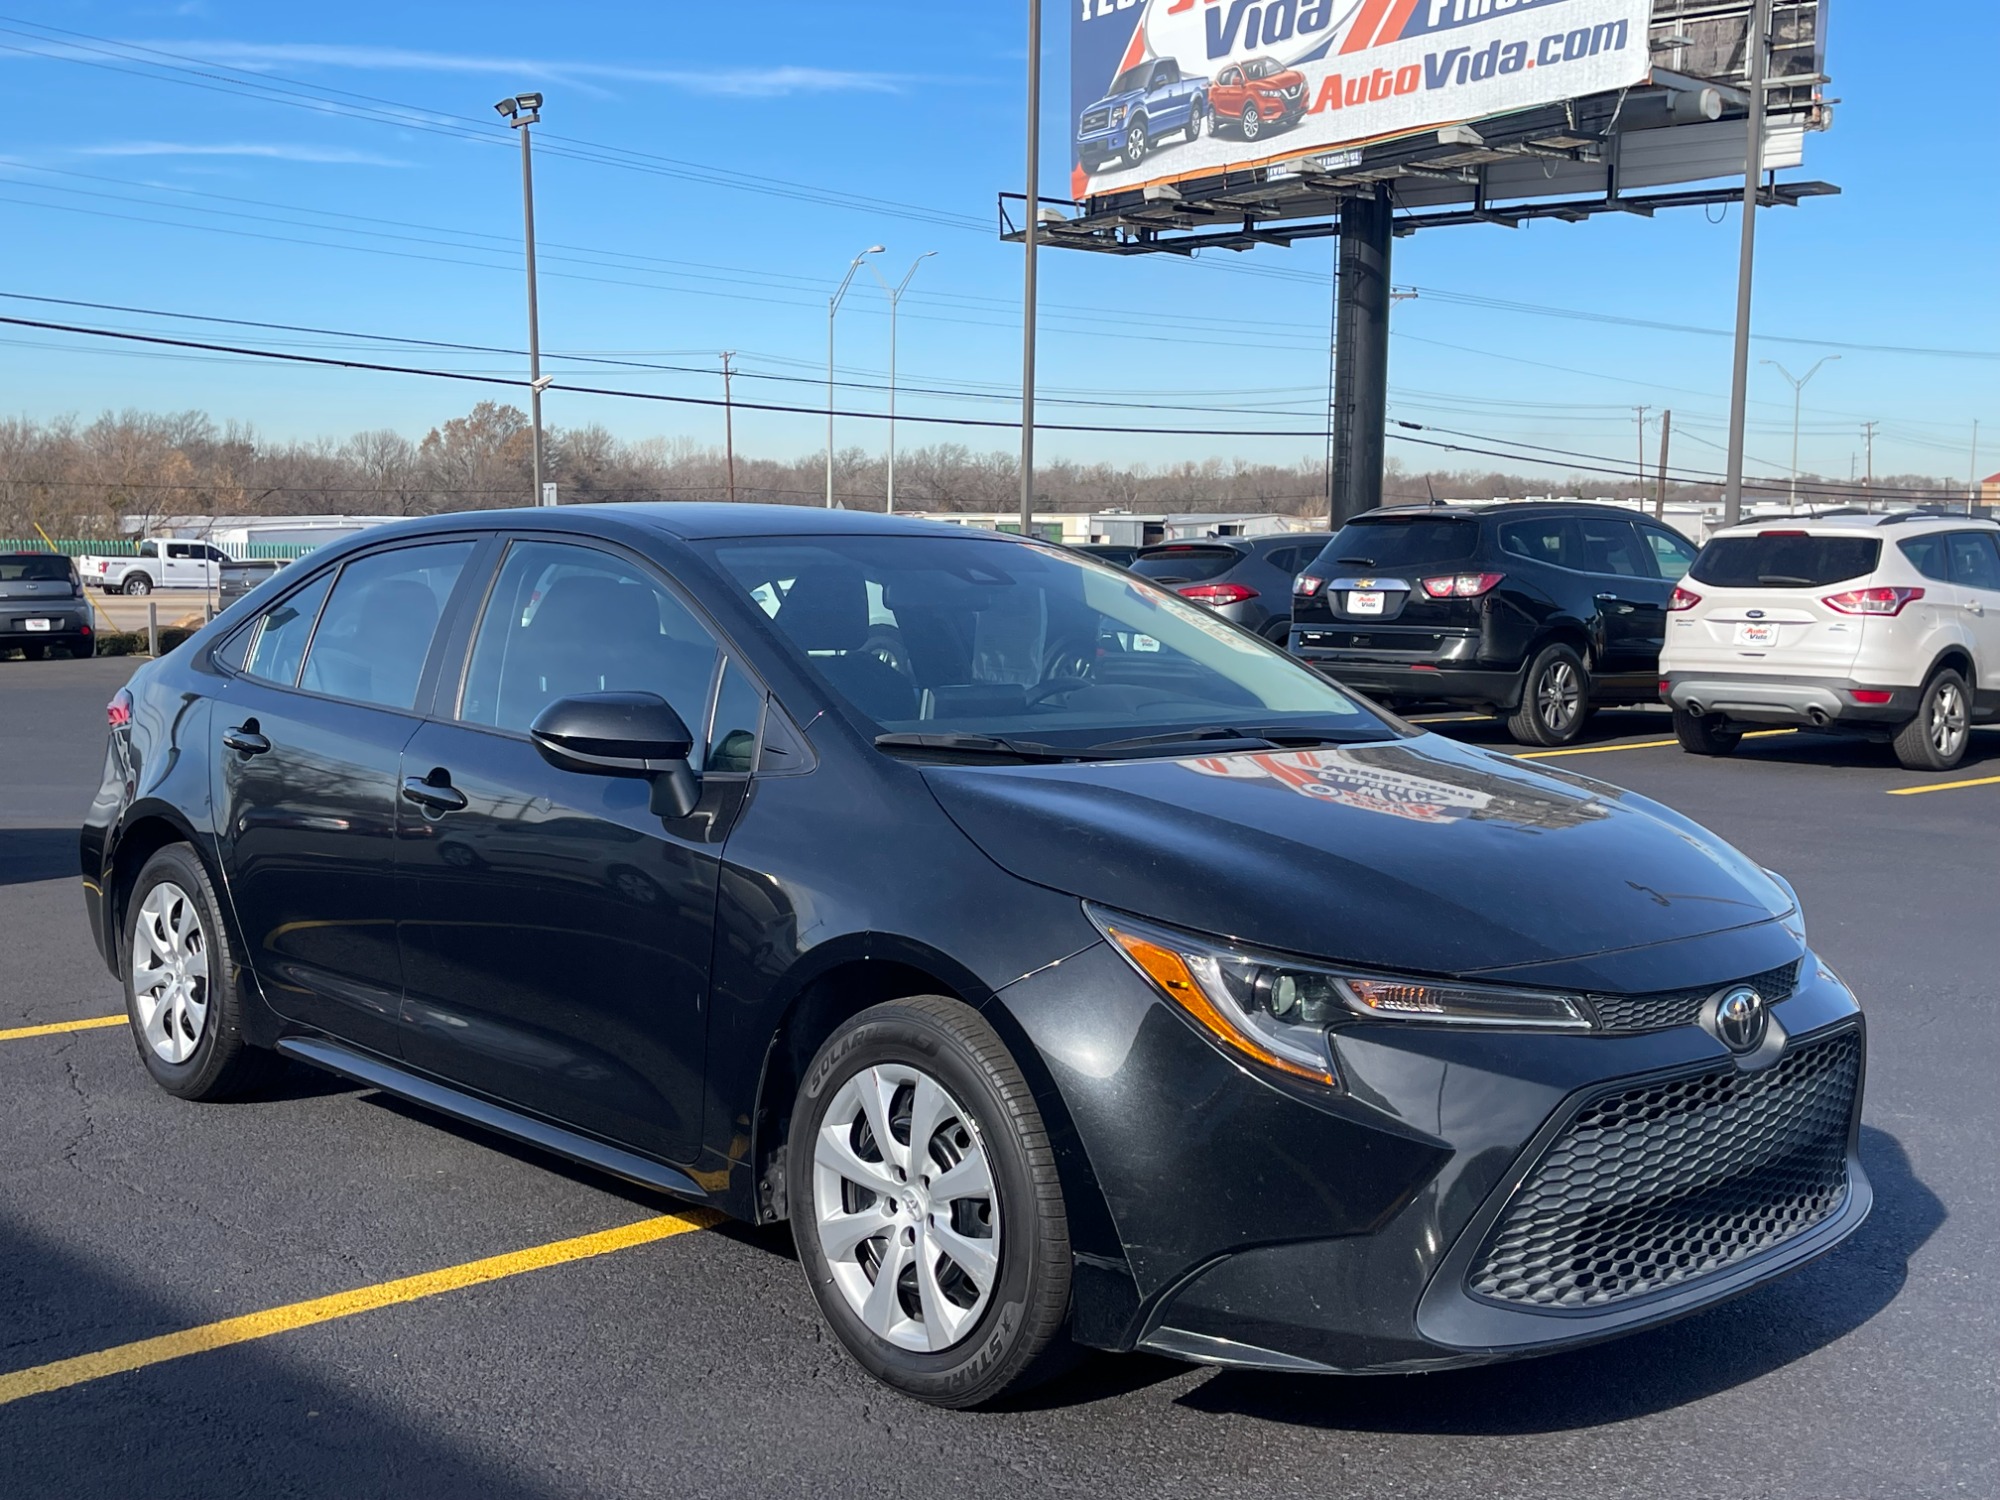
1887, 774, 2000, 797
0, 1015, 127, 1043
0, 1209, 720, 1408
1518, 730, 1793, 761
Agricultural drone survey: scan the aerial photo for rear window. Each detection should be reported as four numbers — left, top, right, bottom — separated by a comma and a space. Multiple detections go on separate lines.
1315, 519, 1478, 572
1690, 535, 1881, 589
1131, 546, 1242, 584
0, 555, 73, 583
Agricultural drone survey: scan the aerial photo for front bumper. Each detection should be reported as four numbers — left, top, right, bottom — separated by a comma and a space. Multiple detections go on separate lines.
1663, 671, 1917, 728
1076, 122, 1131, 159
998, 934, 1868, 1373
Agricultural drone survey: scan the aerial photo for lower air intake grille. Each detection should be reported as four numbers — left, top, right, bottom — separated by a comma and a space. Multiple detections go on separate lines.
1589, 960, 1802, 1035
1469, 1028, 1859, 1311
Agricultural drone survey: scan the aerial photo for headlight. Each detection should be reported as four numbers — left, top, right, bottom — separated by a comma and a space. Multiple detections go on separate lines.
1110, 106, 1126, 124
1087, 906, 1592, 1087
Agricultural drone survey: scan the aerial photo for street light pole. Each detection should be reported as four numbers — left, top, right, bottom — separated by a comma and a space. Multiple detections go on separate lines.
1762, 356, 1840, 512
495, 92, 549, 506
827, 247, 884, 508
868, 252, 936, 515
1722, 0, 1770, 527
1020, 0, 1042, 541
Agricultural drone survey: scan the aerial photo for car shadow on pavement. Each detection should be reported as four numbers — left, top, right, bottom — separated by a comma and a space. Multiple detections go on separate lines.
1174, 1125, 1940, 1433
0, 828, 82, 888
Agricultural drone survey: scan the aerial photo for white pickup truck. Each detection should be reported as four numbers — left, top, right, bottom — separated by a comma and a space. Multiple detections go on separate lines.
79, 538, 234, 595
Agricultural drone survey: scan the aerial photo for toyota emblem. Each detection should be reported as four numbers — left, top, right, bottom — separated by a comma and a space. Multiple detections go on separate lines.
1713, 986, 1769, 1054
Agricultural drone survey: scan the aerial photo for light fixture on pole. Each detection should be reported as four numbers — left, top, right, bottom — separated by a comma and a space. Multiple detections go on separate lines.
495, 90, 549, 506
867, 251, 936, 514
827, 246, 884, 508
1761, 355, 1839, 512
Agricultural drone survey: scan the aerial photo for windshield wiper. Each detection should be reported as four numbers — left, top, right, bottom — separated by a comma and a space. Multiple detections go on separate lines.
1075, 724, 1388, 758
873, 731, 1075, 762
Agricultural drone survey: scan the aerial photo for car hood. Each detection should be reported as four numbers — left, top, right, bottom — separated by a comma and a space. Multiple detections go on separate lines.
920, 734, 1792, 976
1085, 90, 1142, 113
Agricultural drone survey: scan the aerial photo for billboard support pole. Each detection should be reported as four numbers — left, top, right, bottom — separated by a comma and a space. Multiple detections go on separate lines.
1722, 0, 1770, 528
1019, 0, 1041, 541
1330, 185, 1393, 529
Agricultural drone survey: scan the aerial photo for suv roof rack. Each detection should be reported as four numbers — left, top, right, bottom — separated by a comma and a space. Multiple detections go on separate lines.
1875, 510, 1997, 527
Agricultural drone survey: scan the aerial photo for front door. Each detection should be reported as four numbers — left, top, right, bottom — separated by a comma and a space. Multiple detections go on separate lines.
394, 538, 741, 1163
212, 538, 478, 1056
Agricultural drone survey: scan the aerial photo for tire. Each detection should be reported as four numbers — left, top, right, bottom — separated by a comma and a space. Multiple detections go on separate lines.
122, 844, 280, 1101
1185, 99, 1207, 142
1125, 117, 1148, 165
788, 996, 1072, 1409
1240, 104, 1263, 141
1506, 643, 1591, 747
1892, 668, 1971, 771
121, 573, 153, 596
1674, 706, 1742, 757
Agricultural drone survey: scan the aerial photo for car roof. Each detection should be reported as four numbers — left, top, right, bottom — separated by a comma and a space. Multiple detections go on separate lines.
314, 503, 1027, 547
1351, 502, 1659, 523
1709, 512, 1999, 538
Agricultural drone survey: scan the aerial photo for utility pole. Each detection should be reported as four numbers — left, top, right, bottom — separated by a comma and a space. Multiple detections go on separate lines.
1722, 0, 1770, 527
1862, 420, 1877, 510
720, 352, 737, 503
1656, 409, 1672, 520
495, 91, 549, 506
1973, 420, 1983, 515
1634, 407, 1650, 498
1019, 0, 1043, 541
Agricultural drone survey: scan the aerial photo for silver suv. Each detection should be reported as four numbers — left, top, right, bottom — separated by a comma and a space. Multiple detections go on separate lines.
1661, 513, 2000, 770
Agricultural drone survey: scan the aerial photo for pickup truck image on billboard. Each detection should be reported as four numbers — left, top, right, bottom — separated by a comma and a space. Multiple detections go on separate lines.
1070, 0, 1655, 199
1076, 55, 1212, 172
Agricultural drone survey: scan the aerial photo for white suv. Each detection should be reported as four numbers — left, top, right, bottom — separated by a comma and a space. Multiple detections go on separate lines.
1661, 513, 2000, 770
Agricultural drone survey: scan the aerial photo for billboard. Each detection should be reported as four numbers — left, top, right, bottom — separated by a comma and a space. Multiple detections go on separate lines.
1070, 0, 1657, 198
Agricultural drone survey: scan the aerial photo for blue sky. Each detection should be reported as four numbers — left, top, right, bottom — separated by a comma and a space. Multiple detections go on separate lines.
0, 0, 1994, 490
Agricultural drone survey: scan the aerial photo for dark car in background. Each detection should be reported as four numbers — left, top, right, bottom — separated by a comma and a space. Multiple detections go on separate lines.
219, 557, 289, 607
1070, 542, 1141, 568
1290, 504, 1699, 745
1076, 57, 1210, 173
84, 505, 1866, 1409
1, 551, 93, 659
1130, 533, 1332, 642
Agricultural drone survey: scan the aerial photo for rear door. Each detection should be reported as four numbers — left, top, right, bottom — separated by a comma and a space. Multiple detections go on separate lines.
211, 537, 481, 1056
1569, 513, 1666, 681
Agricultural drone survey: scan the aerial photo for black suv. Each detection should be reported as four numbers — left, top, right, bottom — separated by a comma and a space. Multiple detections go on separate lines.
1290, 504, 1699, 745
1129, 533, 1332, 643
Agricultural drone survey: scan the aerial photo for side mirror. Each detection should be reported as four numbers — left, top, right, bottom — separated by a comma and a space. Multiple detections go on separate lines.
529, 692, 702, 819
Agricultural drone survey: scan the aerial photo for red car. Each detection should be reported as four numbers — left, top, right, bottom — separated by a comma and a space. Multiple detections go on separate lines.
1209, 56, 1307, 141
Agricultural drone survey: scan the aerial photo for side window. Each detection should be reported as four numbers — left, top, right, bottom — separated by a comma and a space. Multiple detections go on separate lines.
298, 542, 474, 710
1218, 66, 1241, 86
1154, 60, 1177, 86
458, 540, 721, 742
1641, 527, 1697, 582
1898, 534, 1952, 583
242, 571, 335, 688
207, 545, 230, 563
1947, 531, 2000, 592
1498, 519, 1567, 566
166, 542, 195, 562
1570, 516, 1649, 578
706, 658, 764, 774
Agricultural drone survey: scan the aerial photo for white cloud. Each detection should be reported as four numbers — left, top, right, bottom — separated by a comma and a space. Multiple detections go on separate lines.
76, 141, 414, 166
129, 39, 908, 97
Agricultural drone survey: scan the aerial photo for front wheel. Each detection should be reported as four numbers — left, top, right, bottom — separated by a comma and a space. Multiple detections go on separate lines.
121, 574, 153, 597
1507, 643, 1591, 747
1125, 117, 1148, 165
1893, 669, 1971, 771
788, 996, 1072, 1408
1240, 104, 1263, 141
1674, 706, 1742, 756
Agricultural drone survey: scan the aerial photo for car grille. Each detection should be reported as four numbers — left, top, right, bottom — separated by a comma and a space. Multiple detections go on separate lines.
1589, 960, 1802, 1035
1081, 109, 1110, 132
1468, 1027, 1859, 1311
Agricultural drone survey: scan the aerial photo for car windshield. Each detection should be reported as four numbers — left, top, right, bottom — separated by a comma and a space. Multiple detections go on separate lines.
699, 534, 1393, 757
0, 555, 72, 582
1690, 535, 1882, 588
1109, 65, 1148, 95
1315, 517, 1479, 571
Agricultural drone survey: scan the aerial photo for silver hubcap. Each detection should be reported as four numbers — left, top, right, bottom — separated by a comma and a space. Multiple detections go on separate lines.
1538, 661, 1581, 732
1929, 681, 1968, 757
813, 1063, 1000, 1353
1243, 107, 1260, 138
131, 882, 209, 1064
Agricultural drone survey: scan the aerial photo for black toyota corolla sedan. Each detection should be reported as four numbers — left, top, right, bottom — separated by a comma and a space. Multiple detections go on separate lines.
81, 505, 1869, 1407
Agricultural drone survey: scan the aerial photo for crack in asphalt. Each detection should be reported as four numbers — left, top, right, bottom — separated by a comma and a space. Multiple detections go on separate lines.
56, 1043, 97, 1175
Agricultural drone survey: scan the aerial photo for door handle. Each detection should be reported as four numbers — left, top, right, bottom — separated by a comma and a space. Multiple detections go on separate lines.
401, 775, 467, 814
222, 724, 270, 756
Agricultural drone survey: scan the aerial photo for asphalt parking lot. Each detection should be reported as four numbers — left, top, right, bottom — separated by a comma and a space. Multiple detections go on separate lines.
2, 654, 1993, 1499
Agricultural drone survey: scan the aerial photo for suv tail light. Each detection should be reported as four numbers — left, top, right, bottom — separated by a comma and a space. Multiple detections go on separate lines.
1823, 586, 1923, 616
1178, 583, 1259, 607
1294, 575, 1326, 598
1668, 586, 1702, 612
107, 689, 132, 729
1419, 572, 1504, 599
